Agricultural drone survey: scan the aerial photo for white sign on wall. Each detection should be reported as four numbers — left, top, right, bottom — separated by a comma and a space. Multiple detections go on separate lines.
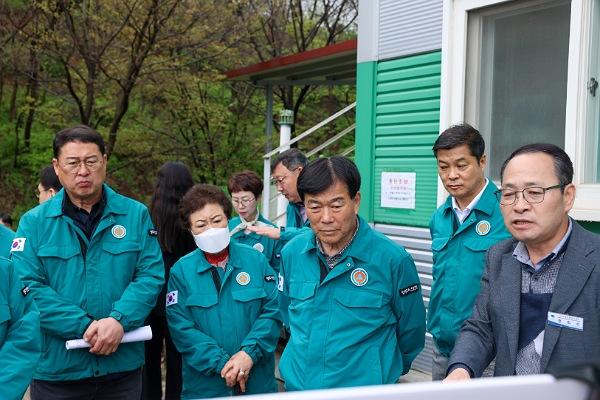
380, 172, 416, 209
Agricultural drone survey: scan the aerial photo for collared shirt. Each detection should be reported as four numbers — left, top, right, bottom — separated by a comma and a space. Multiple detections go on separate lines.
513, 219, 573, 271
451, 179, 489, 224
316, 217, 360, 269
62, 191, 106, 239
299, 203, 307, 224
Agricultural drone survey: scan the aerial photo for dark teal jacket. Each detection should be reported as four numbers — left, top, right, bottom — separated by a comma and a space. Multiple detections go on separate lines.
0, 224, 14, 259
279, 216, 425, 390
427, 181, 510, 357
11, 184, 164, 381
228, 214, 279, 272
0, 257, 41, 400
166, 241, 281, 399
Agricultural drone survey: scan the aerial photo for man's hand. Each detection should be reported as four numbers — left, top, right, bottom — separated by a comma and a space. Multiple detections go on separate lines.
220, 350, 254, 391
443, 367, 471, 382
84, 317, 124, 355
246, 225, 280, 240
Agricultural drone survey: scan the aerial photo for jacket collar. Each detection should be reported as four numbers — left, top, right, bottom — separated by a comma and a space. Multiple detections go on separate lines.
194, 240, 247, 273
442, 179, 499, 217
300, 215, 371, 263
45, 183, 127, 218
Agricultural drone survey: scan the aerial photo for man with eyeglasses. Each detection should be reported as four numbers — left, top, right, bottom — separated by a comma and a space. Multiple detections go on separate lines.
446, 143, 600, 380
248, 149, 310, 242
428, 124, 510, 380
10, 125, 164, 399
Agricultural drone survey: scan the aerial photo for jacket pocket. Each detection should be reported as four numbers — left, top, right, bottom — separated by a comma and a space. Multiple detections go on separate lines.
186, 293, 218, 308
463, 238, 498, 252
101, 241, 141, 254
231, 288, 267, 303
288, 282, 317, 301
334, 289, 383, 308
38, 245, 80, 259
185, 293, 219, 334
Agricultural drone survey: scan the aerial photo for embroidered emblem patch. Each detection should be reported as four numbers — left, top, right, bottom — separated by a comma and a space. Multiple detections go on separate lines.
10, 238, 26, 252
253, 243, 264, 253
278, 273, 284, 292
111, 225, 127, 239
236, 272, 251, 286
148, 228, 158, 237
166, 290, 178, 306
264, 275, 275, 282
475, 220, 491, 236
350, 268, 368, 287
21, 286, 30, 297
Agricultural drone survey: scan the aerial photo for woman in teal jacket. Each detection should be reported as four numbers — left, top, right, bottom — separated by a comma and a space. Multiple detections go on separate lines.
227, 171, 279, 272
167, 184, 281, 399
0, 256, 41, 400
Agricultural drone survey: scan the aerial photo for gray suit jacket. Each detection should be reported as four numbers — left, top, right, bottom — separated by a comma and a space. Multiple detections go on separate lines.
449, 221, 600, 376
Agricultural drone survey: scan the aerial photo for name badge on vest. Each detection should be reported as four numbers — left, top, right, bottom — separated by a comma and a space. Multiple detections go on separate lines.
547, 311, 583, 331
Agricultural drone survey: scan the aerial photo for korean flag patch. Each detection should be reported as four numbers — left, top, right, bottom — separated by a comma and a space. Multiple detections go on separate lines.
10, 238, 26, 252
166, 290, 178, 307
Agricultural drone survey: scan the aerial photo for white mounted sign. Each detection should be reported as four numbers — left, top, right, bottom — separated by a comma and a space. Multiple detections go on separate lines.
380, 172, 416, 209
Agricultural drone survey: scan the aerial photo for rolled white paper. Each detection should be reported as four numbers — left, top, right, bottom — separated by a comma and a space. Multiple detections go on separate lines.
65, 325, 153, 350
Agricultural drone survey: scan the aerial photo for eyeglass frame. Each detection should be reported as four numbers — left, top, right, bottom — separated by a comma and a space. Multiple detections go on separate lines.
494, 184, 565, 205
57, 156, 104, 174
231, 196, 256, 207
270, 167, 300, 186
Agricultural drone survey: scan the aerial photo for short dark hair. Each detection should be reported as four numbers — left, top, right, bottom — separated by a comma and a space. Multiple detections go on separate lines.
40, 165, 62, 192
0, 212, 12, 228
180, 184, 232, 229
53, 125, 106, 158
227, 170, 263, 198
271, 148, 308, 172
432, 123, 485, 161
297, 156, 361, 202
500, 143, 573, 189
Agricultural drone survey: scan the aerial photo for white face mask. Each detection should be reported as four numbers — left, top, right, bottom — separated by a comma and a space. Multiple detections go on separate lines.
192, 227, 230, 254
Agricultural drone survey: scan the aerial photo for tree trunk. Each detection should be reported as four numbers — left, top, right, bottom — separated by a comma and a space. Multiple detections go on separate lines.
8, 77, 18, 122
24, 48, 40, 150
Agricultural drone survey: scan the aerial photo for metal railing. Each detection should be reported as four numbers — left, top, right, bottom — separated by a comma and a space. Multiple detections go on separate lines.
262, 102, 356, 223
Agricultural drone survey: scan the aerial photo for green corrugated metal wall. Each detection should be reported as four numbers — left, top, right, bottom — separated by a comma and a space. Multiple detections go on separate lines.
371, 51, 441, 227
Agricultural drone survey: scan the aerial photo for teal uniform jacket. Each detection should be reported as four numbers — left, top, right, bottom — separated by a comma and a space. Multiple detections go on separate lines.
0, 224, 15, 259
279, 216, 426, 390
0, 257, 41, 400
10, 184, 164, 381
427, 181, 510, 358
166, 241, 281, 399
228, 214, 279, 272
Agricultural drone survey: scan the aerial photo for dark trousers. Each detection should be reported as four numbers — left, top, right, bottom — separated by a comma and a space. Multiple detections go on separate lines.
30, 368, 142, 400
142, 311, 182, 400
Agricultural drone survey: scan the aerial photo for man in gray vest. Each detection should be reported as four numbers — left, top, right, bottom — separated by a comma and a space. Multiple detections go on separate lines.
447, 143, 600, 379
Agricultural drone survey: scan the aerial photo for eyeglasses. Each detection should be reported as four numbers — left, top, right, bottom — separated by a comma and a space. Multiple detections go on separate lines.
270, 167, 299, 185
494, 184, 564, 205
231, 196, 256, 207
60, 157, 102, 173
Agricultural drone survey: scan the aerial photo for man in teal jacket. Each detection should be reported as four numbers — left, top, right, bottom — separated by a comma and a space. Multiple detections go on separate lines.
0, 256, 41, 400
427, 124, 510, 380
11, 126, 164, 399
279, 156, 425, 390
247, 148, 310, 247
0, 224, 14, 259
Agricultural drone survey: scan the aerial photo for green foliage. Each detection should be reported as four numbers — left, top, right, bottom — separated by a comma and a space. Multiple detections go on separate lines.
0, 0, 357, 225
